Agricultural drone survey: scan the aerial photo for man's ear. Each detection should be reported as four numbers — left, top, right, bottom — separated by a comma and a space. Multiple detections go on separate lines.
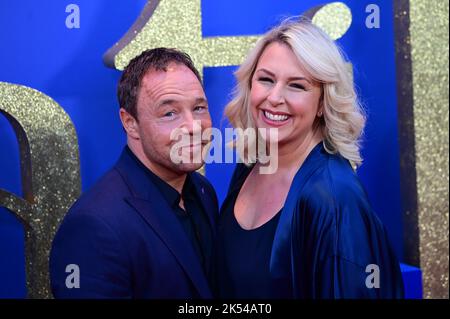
120, 108, 140, 139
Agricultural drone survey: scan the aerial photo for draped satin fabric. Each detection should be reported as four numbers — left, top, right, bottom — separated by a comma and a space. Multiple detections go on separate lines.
221, 142, 404, 298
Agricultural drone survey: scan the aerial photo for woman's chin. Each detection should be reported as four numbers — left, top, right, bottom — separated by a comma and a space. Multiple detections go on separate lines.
255, 125, 285, 144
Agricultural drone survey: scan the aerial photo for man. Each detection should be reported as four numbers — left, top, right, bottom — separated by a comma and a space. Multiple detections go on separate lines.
50, 48, 218, 298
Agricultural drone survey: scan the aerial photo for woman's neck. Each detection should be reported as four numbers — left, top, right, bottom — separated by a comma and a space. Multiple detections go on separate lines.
258, 128, 323, 177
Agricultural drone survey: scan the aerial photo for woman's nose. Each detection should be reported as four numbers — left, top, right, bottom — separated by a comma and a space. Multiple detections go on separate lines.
266, 84, 285, 106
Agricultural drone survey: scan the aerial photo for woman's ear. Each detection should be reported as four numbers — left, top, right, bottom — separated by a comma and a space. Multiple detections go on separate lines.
119, 108, 140, 139
318, 91, 325, 117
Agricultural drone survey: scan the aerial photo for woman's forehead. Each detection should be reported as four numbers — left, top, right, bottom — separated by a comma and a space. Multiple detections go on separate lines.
255, 42, 313, 81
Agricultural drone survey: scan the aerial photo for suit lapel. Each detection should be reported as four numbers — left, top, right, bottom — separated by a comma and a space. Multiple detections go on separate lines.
189, 173, 217, 237
115, 148, 212, 298
125, 196, 212, 298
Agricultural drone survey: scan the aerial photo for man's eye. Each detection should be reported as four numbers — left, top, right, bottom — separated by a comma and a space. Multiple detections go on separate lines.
164, 111, 175, 117
194, 106, 207, 112
258, 77, 273, 83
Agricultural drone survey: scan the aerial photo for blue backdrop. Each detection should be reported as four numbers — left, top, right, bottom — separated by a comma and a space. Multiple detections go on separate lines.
0, 0, 404, 298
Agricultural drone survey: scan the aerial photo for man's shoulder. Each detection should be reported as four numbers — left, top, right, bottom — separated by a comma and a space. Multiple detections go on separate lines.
68, 167, 131, 219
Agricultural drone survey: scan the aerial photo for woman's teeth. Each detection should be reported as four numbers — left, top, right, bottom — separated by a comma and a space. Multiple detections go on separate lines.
264, 110, 289, 121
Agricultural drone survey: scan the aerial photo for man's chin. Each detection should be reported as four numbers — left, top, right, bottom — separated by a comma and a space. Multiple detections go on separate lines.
174, 162, 205, 173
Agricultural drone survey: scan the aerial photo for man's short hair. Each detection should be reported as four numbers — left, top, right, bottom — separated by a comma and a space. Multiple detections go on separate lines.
117, 48, 202, 119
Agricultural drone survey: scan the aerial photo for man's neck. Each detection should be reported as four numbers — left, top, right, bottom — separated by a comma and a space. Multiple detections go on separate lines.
164, 173, 187, 194
127, 143, 186, 194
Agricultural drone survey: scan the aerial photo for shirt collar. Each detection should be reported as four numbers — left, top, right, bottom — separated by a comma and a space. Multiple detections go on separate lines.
124, 146, 181, 208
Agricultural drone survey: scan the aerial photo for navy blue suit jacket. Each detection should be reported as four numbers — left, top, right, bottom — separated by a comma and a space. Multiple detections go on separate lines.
50, 148, 218, 298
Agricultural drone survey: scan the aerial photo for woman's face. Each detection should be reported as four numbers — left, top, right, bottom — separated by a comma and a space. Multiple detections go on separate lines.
250, 42, 322, 147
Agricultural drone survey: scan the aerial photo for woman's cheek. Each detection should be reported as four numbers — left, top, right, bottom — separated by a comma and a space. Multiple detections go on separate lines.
250, 85, 265, 109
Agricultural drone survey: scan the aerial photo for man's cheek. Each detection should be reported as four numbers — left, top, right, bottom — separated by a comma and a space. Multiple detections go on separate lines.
200, 119, 212, 132
205, 118, 213, 128
150, 124, 172, 141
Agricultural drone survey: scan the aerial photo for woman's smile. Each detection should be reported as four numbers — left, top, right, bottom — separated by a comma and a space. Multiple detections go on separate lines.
260, 109, 291, 127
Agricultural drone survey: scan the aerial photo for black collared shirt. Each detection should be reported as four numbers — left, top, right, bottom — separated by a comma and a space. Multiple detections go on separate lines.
125, 146, 213, 282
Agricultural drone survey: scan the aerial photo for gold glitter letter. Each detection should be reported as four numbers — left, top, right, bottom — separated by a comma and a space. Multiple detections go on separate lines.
0, 82, 81, 298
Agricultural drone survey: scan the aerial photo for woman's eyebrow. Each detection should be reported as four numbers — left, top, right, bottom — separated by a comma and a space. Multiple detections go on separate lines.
256, 68, 311, 84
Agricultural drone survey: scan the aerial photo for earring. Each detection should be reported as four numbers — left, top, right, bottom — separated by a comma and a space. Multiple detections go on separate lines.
318, 111, 323, 117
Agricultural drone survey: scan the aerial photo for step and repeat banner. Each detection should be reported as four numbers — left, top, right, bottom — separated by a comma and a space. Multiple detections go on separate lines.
0, 0, 448, 298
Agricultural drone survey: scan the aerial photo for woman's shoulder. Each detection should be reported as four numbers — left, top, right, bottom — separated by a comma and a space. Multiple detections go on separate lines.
293, 153, 392, 267
302, 151, 368, 205
293, 150, 376, 232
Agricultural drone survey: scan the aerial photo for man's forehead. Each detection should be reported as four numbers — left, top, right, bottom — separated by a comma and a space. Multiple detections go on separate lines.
143, 62, 193, 79
141, 66, 201, 88
137, 63, 203, 102
140, 75, 204, 95
164, 63, 178, 73
140, 80, 206, 105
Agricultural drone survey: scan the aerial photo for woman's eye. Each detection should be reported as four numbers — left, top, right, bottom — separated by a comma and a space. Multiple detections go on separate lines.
258, 77, 273, 83
290, 83, 306, 90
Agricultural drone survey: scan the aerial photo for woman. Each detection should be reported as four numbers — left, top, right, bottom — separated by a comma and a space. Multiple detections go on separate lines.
216, 18, 404, 298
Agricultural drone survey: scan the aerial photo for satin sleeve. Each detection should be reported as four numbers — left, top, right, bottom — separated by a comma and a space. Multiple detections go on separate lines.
291, 172, 404, 299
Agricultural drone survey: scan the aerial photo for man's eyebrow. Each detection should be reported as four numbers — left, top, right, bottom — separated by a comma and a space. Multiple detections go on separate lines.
156, 97, 207, 108
157, 99, 177, 107
256, 68, 312, 84
194, 97, 208, 105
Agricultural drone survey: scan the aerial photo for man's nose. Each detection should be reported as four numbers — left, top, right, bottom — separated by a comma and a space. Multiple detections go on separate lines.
181, 112, 202, 135
267, 84, 285, 106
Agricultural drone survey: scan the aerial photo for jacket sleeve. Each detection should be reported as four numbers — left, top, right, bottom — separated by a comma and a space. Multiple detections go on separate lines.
291, 176, 404, 299
49, 211, 131, 298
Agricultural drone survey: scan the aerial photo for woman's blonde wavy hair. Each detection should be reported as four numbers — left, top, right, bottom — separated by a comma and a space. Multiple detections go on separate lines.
225, 17, 366, 167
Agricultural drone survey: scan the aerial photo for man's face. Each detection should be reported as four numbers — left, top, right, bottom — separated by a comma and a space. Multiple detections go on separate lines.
133, 63, 212, 175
